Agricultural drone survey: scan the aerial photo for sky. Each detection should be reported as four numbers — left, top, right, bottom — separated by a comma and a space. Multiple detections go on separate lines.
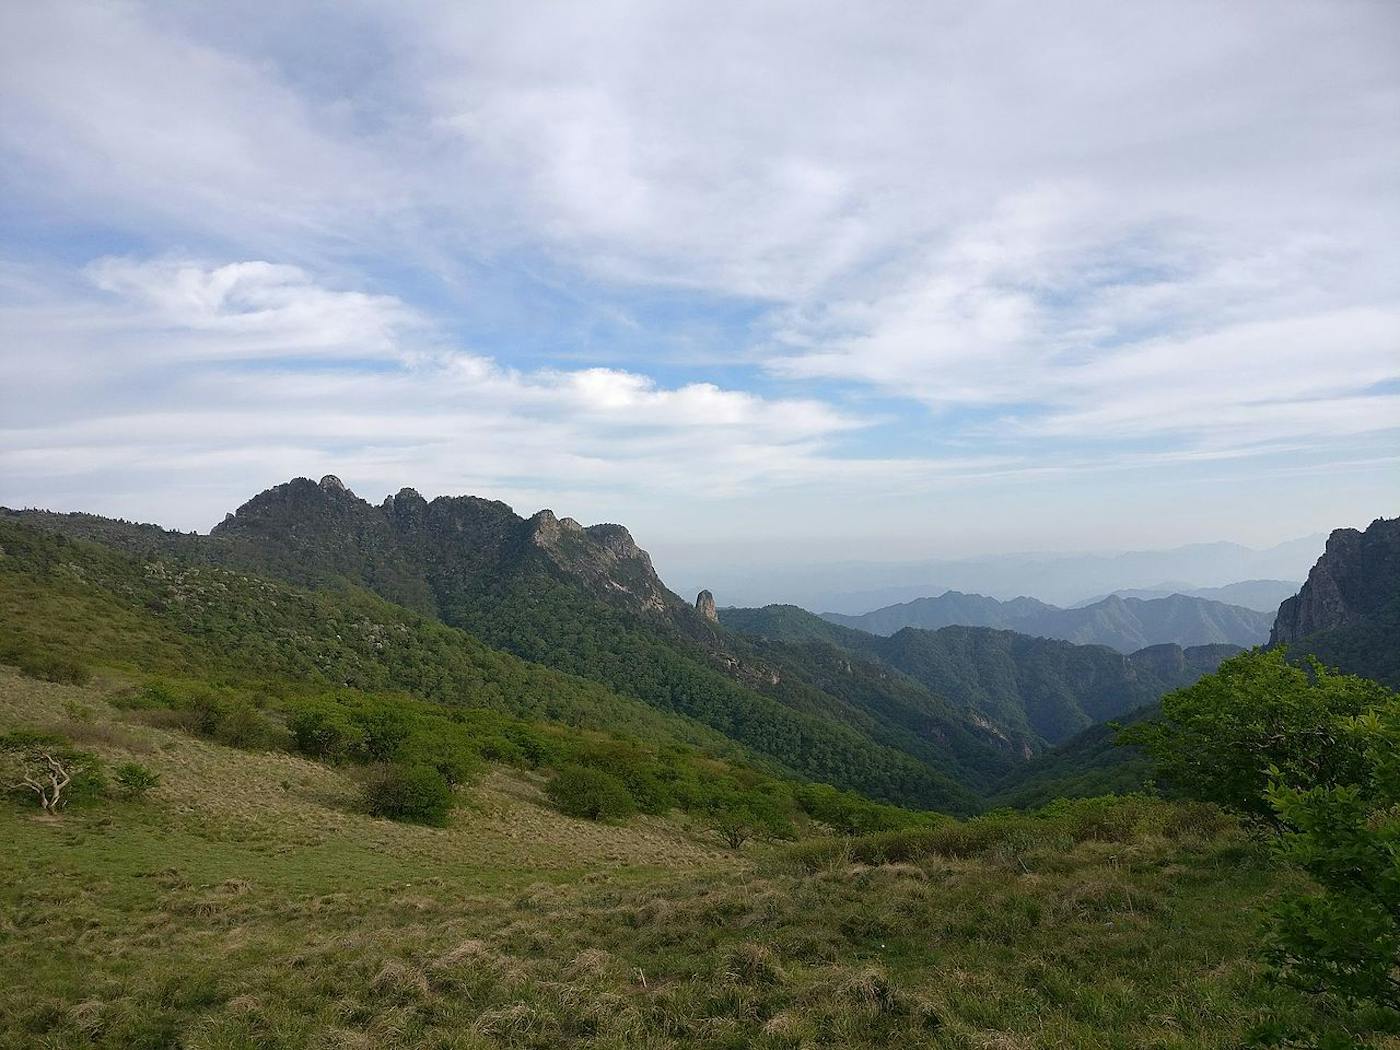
2, 1, 1397, 590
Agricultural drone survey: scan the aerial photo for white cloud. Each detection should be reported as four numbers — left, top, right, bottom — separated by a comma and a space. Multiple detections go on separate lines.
0, 2, 1397, 552
2, 258, 981, 529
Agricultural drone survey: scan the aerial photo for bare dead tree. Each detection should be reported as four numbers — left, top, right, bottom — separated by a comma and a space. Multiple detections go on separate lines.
14, 751, 74, 813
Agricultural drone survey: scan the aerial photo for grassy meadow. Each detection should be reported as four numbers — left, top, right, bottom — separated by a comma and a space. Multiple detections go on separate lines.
1, 665, 1374, 1050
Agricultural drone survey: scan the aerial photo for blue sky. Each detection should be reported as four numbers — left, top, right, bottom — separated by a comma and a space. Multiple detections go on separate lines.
1, 1, 1397, 586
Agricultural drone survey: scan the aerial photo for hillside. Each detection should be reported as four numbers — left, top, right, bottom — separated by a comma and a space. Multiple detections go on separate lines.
6, 489, 1012, 811
986, 704, 1159, 809
0, 667, 1327, 1049
825, 589, 1272, 651
722, 604, 1238, 750
1271, 516, 1400, 687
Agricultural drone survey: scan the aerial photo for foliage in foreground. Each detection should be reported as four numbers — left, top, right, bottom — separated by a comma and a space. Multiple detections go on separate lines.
1130, 648, 1400, 1046
1124, 648, 1389, 821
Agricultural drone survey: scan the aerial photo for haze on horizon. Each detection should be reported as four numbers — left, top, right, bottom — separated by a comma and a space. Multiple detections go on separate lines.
2, 2, 1397, 581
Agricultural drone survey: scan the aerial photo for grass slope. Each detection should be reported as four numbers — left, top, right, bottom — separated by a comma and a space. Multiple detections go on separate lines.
0, 669, 1357, 1050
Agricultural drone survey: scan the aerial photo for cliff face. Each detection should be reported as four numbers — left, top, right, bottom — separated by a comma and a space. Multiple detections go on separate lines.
1267, 517, 1400, 689
1271, 518, 1400, 645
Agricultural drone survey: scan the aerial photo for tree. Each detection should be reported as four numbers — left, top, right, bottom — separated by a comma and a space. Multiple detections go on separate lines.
1130, 650, 1400, 1042
713, 807, 755, 849
545, 765, 635, 821
115, 762, 161, 799
1, 730, 102, 813
1121, 649, 1386, 821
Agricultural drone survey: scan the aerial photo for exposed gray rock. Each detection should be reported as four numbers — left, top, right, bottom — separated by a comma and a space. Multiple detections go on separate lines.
696, 589, 718, 623
1271, 518, 1399, 644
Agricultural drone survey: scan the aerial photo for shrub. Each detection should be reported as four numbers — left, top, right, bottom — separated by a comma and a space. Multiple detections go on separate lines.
114, 762, 161, 798
211, 703, 283, 749
360, 763, 455, 826
1122, 649, 1386, 821
400, 738, 480, 787
1265, 699, 1400, 1022
353, 707, 412, 763
545, 765, 635, 821
287, 705, 363, 760
10, 648, 90, 686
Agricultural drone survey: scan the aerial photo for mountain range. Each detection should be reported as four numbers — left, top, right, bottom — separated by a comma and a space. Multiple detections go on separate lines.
1, 475, 1246, 811
822, 590, 1274, 652
1069, 579, 1301, 613
720, 604, 1237, 750
6, 478, 1389, 817
674, 535, 1325, 611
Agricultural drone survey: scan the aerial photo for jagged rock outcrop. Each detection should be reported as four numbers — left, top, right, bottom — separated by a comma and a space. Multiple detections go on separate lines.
1271, 518, 1399, 643
1269, 517, 1399, 687
204, 478, 690, 624
696, 590, 718, 623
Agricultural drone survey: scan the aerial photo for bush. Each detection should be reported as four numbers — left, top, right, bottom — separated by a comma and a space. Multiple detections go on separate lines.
1122, 649, 1386, 821
10, 648, 90, 686
287, 705, 363, 760
1265, 699, 1400, 1023
353, 707, 412, 763
360, 763, 455, 826
400, 738, 480, 787
211, 703, 283, 749
545, 765, 635, 821
115, 762, 161, 798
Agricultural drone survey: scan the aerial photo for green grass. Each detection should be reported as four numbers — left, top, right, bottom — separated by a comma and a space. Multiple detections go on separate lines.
1, 668, 1379, 1049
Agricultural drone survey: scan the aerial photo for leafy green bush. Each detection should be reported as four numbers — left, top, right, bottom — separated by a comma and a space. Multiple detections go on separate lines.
210, 703, 284, 749
1122, 649, 1386, 821
1264, 698, 1400, 1028
1130, 649, 1400, 1044
400, 737, 480, 787
359, 763, 455, 826
795, 782, 926, 835
353, 707, 412, 762
287, 704, 364, 759
114, 762, 161, 798
545, 765, 635, 821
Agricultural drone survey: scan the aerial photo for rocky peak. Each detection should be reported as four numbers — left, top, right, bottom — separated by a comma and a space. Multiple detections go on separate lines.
319, 474, 350, 496
1271, 518, 1398, 645
382, 487, 428, 527
527, 515, 678, 616
696, 589, 718, 622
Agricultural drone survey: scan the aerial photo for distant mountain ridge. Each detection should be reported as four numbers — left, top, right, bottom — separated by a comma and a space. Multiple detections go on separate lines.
722, 604, 1239, 750
823, 590, 1273, 652
684, 534, 1325, 611
1070, 579, 1301, 613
